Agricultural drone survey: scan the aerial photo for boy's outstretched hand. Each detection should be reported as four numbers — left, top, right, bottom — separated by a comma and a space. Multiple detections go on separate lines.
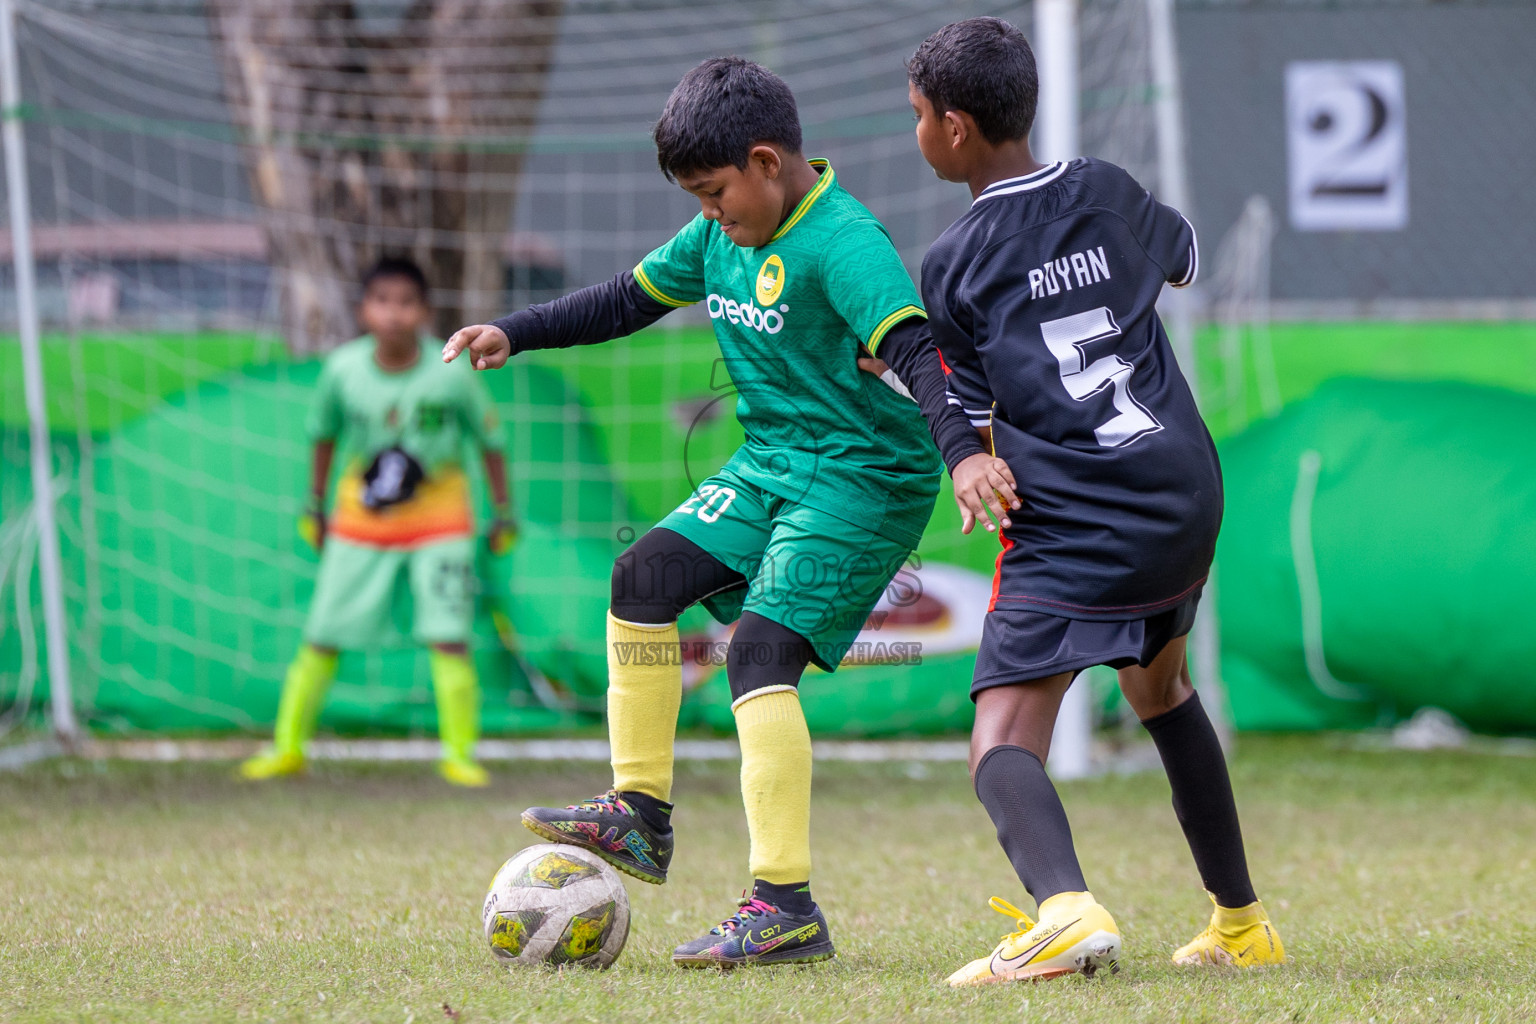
952, 452, 1021, 534
442, 324, 510, 370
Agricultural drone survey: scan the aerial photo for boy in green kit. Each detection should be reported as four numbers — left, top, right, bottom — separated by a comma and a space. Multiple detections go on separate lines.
242, 257, 517, 788
445, 58, 1016, 964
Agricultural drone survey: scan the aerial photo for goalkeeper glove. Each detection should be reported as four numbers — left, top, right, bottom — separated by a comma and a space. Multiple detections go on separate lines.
487, 508, 519, 556
298, 496, 327, 552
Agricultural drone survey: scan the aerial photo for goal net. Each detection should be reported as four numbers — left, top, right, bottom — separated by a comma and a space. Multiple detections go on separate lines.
1, 0, 1186, 741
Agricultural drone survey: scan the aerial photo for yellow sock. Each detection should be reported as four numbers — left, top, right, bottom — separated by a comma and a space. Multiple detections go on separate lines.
272, 645, 338, 755
430, 650, 480, 762
733, 687, 813, 884
606, 612, 682, 801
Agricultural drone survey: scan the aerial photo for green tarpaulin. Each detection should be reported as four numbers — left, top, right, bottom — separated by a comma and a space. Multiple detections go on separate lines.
10, 369, 1535, 737
1218, 379, 1536, 732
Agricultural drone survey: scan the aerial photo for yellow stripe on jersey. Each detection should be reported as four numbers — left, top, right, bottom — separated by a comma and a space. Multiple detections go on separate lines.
769, 158, 836, 243
866, 305, 927, 355
330, 467, 474, 548
632, 264, 697, 308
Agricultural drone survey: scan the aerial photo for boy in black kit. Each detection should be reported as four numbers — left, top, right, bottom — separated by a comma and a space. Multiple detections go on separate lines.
905, 18, 1285, 985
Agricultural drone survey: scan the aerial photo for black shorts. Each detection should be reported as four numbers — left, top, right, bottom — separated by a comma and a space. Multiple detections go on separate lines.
970, 588, 1202, 699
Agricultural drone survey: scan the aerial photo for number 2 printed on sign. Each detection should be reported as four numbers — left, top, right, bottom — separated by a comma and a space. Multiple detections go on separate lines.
1040, 306, 1162, 448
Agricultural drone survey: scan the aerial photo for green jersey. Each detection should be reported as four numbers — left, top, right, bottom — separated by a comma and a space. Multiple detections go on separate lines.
308, 336, 505, 548
633, 160, 941, 546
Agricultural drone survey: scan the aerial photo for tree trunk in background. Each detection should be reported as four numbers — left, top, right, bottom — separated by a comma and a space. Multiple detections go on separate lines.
209, 0, 563, 353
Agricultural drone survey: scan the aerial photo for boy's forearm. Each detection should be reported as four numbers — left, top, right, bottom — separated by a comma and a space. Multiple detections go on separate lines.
875, 319, 988, 472
309, 440, 335, 503
488, 271, 673, 354
482, 450, 511, 511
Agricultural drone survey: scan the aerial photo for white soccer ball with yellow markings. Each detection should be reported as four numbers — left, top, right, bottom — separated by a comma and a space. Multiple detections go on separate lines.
481, 844, 631, 969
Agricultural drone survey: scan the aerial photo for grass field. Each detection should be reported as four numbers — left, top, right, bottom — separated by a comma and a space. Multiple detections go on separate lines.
4, 736, 1535, 1023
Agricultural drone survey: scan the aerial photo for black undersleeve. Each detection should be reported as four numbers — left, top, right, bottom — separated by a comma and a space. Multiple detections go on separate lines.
874, 317, 988, 472
490, 270, 673, 354
608, 529, 813, 701
610, 527, 745, 625
726, 612, 813, 702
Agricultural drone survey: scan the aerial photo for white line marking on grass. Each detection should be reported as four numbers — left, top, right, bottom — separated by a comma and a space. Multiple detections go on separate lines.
71, 737, 975, 763
0, 738, 64, 771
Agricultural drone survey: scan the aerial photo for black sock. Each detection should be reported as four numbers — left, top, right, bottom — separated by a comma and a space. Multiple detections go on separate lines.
619, 790, 674, 832
1141, 691, 1258, 908
752, 878, 815, 915
973, 744, 1088, 905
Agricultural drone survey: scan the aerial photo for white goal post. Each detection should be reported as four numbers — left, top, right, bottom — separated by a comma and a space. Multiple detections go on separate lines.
1, 0, 77, 746
1036, 0, 1230, 778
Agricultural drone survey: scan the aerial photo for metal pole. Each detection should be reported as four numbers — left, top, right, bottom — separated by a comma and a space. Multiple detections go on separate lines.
1035, 0, 1093, 781
1034, 0, 1079, 167
2, 0, 78, 744
1148, 0, 1231, 747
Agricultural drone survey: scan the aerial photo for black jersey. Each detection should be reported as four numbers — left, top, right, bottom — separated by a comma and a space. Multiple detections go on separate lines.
923, 157, 1220, 620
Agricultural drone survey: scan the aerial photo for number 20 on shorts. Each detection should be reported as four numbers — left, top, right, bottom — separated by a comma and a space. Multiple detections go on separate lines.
676, 484, 738, 523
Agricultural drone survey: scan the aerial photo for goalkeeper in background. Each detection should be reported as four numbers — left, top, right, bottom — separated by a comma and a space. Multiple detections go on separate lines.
241, 256, 516, 788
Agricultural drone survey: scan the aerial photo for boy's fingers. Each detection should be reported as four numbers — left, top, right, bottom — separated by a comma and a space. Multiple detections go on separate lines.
464, 327, 509, 370
977, 484, 1010, 529
988, 470, 1021, 511
957, 498, 976, 535
986, 458, 1021, 509
964, 487, 997, 533
471, 345, 507, 371
993, 458, 1018, 490
442, 327, 477, 362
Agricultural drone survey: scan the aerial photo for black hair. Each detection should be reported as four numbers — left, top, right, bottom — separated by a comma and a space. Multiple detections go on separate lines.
907, 18, 1038, 145
361, 255, 429, 302
653, 57, 803, 181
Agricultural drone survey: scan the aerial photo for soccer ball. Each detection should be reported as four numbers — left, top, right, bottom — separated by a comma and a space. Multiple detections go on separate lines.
481, 844, 631, 969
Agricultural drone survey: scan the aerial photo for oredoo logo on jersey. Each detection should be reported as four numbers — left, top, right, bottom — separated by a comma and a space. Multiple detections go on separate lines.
706, 293, 789, 335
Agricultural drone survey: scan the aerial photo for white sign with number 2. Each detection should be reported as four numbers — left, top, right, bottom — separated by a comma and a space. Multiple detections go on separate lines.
1286, 61, 1408, 232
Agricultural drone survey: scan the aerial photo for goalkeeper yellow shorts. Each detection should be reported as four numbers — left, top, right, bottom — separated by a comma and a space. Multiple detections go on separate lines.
304, 535, 475, 649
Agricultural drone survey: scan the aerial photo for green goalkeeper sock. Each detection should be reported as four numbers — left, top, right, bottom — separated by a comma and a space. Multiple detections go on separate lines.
430, 650, 480, 762
272, 645, 339, 756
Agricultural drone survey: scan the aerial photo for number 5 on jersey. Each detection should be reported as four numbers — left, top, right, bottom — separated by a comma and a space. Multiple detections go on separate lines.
676, 483, 737, 523
1040, 306, 1163, 448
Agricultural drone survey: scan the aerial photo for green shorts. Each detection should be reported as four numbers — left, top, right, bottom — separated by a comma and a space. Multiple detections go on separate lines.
304, 535, 476, 649
658, 467, 916, 672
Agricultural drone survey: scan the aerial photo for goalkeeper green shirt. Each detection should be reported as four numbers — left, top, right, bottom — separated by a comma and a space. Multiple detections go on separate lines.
633, 160, 941, 546
308, 336, 505, 548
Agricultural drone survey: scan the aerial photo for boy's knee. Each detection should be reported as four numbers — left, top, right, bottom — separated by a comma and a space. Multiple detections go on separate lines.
1122, 673, 1193, 721
610, 529, 703, 623
726, 613, 812, 702
1152, 681, 1195, 719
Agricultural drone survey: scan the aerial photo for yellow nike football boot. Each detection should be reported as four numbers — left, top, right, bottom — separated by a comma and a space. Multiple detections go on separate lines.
946, 892, 1121, 987
238, 748, 306, 780
1172, 895, 1285, 967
